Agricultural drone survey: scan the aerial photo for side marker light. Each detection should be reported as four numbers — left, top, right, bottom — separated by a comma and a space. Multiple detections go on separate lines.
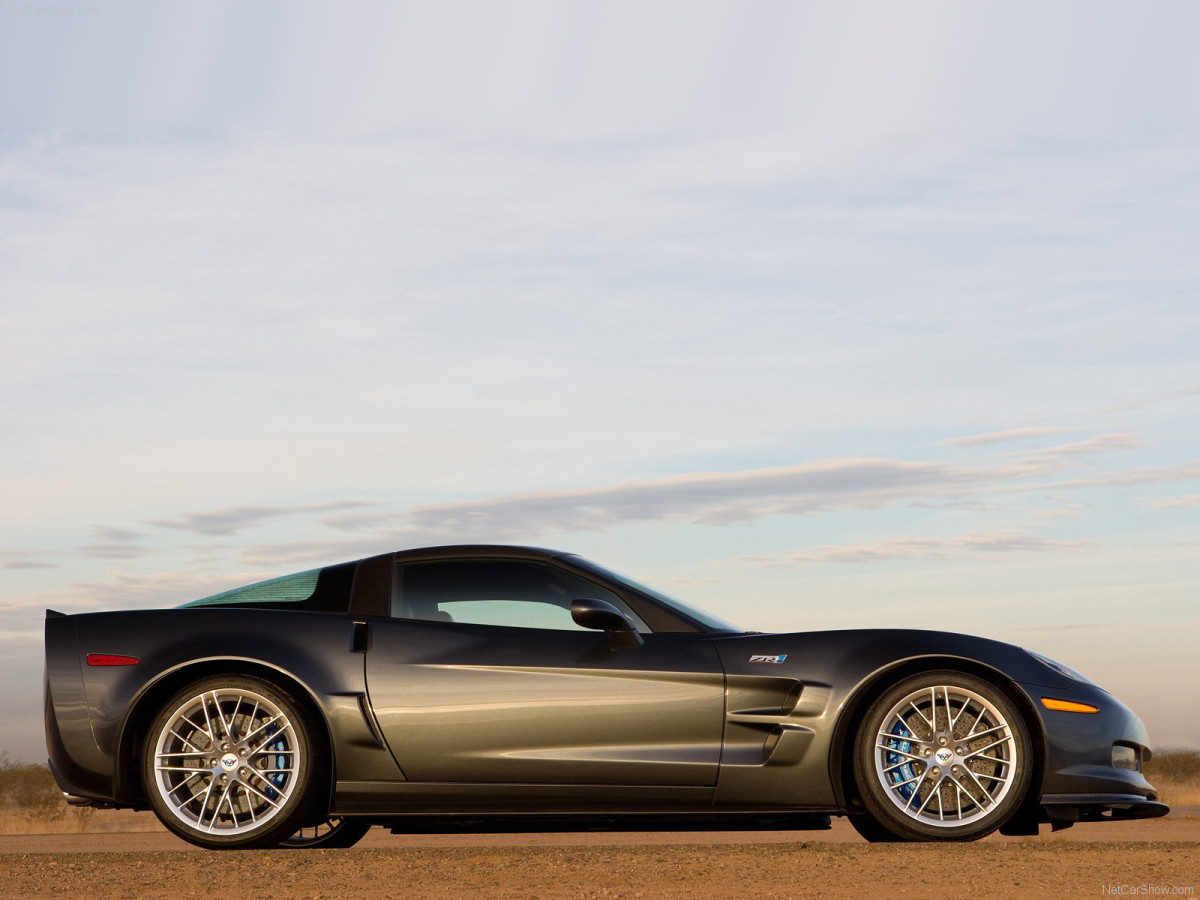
86, 654, 140, 667
1041, 697, 1099, 714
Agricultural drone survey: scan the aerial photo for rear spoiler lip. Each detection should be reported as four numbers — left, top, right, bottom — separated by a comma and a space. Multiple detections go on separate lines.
46, 609, 67, 618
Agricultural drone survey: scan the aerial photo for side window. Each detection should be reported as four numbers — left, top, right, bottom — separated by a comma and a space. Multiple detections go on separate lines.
391, 560, 647, 632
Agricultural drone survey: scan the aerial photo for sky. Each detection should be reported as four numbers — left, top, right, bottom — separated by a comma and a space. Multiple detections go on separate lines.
1, 0, 1198, 763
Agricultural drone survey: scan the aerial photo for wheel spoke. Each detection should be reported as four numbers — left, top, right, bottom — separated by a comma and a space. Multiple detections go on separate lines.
908, 701, 934, 732
240, 777, 285, 811
876, 743, 924, 762
243, 699, 260, 740
161, 748, 209, 758
962, 735, 1013, 760
198, 696, 216, 744
165, 771, 206, 797
913, 778, 939, 817
244, 713, 290, 749
889, 772, 924, 790
972, 753, 1010, 766
949, 693, 967, 731
961, 765, 997, 805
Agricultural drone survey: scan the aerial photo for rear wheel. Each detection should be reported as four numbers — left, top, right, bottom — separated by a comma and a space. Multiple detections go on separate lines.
142, 675, 323, 849
852, 670, 1032, 842
281, 817, 372, 849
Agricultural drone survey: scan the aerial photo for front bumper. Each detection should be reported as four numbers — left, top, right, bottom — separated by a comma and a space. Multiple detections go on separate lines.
1041, 792, 1169, 823
1018, 678, 1168, 825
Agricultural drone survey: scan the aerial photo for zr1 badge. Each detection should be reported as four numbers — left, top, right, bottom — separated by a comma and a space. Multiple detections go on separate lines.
749, 653, 787, 664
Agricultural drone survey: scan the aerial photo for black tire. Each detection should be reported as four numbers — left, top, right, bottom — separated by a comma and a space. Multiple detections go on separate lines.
142, 675, 325, 849
281, 817, 372, 849
852, 670, 1033, 842
847, 813, 902, 843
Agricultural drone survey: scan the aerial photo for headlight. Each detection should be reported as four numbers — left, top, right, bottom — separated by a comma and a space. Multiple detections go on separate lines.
1026, 650, 1099, 687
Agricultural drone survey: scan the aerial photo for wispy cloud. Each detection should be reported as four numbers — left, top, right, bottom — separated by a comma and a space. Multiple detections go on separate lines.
941, 426, 1071, 447
150, 501, 376, 537
1034, 459, 1200, 491
0, 550, 55, 570
1019, 433, 1142, 462
742, 530, 1087, 565
1143, 494, 1200, 510
228, 435, 1197, 566
77, 525, 150, 560
1099, 385, 1200, 415
390, 436, 1156, 538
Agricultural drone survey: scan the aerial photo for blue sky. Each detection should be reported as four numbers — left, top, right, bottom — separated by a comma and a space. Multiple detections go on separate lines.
2, 1, 1198, 762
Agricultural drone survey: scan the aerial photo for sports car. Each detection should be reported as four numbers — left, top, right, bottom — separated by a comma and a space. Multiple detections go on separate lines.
44, 544, 1166, 849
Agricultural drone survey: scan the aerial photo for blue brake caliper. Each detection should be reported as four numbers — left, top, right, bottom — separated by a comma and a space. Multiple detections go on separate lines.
885, 721, 916, 801
263, 724, 287, 800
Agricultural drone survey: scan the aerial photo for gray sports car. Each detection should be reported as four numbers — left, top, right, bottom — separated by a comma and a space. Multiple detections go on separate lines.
44, 544, 1166, 849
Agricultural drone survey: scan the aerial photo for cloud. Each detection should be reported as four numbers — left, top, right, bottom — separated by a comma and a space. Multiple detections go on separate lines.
941, 426, 1071, 447
150, 501, 376, 537
76, 524, 150, 560
742, 530, 1087, 565
1098, 385, 1200, 415
0, 550, 56, 570
229, 435, 1196, 565
1020, 432, 1142, 461
1034, 459, 1200, 491
392, 437, 1154, 538
1144, 494, 1200, 510
396, 458, 1027, 537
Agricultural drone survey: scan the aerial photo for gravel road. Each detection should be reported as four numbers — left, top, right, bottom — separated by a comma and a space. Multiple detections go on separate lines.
2, 817, 1196, 899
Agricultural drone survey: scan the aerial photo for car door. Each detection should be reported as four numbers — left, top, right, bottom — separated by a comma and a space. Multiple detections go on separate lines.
364, 558, 726, 789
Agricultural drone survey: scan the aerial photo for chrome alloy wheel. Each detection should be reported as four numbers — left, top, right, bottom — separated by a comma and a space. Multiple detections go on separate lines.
873, 684, 1020, 827
151, 687, 302, 836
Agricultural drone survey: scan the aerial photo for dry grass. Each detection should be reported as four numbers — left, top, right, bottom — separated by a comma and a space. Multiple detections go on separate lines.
1145, 748, 1200, 807
0, 753, 164, 835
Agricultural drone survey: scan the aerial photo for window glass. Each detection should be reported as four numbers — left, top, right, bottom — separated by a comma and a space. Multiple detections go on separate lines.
179, 563, 357, 612
391, 559, 646, 632
182, 569, 320, 608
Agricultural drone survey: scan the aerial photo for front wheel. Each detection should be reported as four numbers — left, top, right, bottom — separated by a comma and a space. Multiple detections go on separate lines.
142, 675, 323, 849
852, 670, 1033, 842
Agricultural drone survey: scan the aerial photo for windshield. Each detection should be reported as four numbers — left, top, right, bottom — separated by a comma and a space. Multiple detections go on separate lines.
570, 557, 744, 633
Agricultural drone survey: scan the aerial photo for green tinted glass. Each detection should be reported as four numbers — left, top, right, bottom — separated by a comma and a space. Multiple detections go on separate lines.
182, 569, 321, 608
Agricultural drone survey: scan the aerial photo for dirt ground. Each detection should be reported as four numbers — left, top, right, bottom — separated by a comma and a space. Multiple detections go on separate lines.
1, 814, 1197, 899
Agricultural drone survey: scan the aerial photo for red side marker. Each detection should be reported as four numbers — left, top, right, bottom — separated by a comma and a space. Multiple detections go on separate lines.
86, 654, 140, 667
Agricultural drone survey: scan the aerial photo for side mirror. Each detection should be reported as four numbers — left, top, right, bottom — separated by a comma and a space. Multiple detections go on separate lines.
570, 598, 644, 649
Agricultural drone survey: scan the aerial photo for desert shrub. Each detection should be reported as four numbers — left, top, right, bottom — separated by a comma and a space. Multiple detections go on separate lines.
0, 753, 66, 822
1144, 748, 1200, 782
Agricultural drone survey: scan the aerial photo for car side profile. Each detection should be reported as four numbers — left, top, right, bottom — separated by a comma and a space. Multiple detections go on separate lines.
44, 545, 1166, 849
